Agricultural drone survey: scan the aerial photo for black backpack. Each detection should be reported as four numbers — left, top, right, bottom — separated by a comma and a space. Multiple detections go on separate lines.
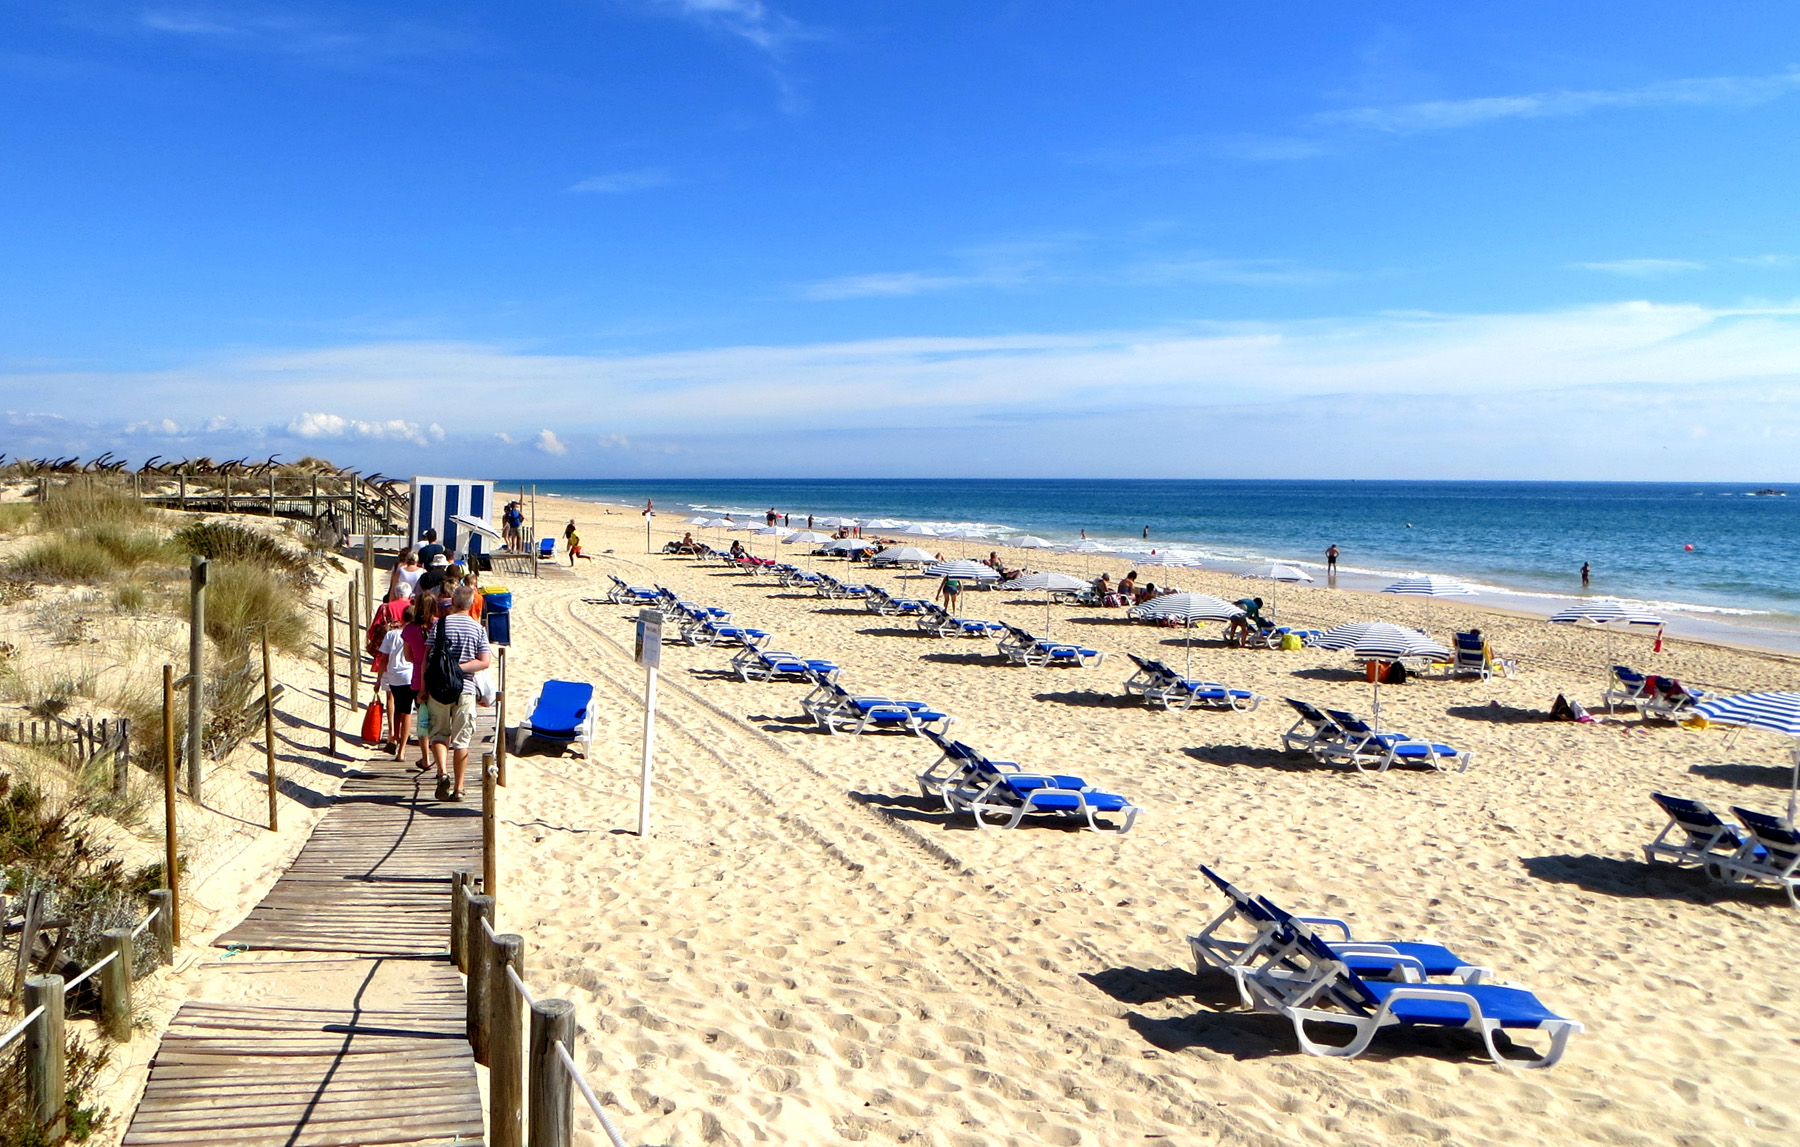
424, 616, 465, 704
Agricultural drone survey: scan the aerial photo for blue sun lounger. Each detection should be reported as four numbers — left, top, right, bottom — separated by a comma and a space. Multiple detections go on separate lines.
1708, 807, 1800, 909
801, 680, 950, 737
730, 646, 838, 684
522, 680, 593, 758
1234, 902, 1581, 1069
1643, 793, 1757, 868
1319, 710, 1472, 773
1189, 866, 1492, 986
997, 624, 1104, 668
948, 753, 1139, 833
1279, 699, 1345, 754
1121, 654, 1259, 710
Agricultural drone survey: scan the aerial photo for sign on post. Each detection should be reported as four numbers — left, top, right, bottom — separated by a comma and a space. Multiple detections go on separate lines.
635, 608, 661, 836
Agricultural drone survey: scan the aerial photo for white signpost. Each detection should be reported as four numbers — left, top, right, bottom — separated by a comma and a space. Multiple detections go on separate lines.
634, 607, 662, 836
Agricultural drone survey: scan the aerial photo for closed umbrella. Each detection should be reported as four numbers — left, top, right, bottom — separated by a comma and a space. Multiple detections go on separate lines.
1001, 571, 1089, 631
1129, 592, 1244, 675
1694, 692, 1800, 823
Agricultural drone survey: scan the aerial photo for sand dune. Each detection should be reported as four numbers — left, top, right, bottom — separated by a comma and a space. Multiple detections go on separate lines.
484, 501, 1798, 1146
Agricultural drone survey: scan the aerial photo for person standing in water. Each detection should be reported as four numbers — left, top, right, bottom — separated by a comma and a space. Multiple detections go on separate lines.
1581, 561, 1591, 587
1142, 525, 1150, 539
1326, 544, 1339, 572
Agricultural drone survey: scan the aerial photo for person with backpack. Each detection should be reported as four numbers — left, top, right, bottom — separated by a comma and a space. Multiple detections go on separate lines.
423, 585, 493, 802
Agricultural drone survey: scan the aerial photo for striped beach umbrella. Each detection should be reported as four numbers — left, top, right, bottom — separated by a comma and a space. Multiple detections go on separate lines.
1315, 621, 1448, 659
922, 558, 1000, 581
1695, 692, 1800, 822
1383, 574, 1475, 597
1010, 535, 1054, 549
899, 523, 939, 536
1249, 563, 1312, 582
1131, 553, 1201, 568
870, 545, 938, 566
1128, 593, 1241, 623
1001, 571, 1089, 629
1549, 600, 1662, 625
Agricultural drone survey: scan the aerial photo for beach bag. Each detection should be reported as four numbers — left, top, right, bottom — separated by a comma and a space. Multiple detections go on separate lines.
424, 617, 465, 705
360, 697, 385, 743
1279, 633, 1303, 651
1384, 661, 1408, 685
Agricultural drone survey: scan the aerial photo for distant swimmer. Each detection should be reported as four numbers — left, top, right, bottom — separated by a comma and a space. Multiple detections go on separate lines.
1143, 525, 1150, 539
1326, 544, 1339, 573
1581, 561, 1591, 587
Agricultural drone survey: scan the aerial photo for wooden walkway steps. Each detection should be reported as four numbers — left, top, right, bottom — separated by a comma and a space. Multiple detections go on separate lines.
124, 758, 488, 1146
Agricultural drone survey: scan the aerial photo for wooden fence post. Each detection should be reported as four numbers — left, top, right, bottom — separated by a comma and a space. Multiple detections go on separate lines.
449, 869, 473, 972
347, 583, 359, 718
147, 890, 174, 964
311, 474, 319, 520
24, 974, 66, 1141
263, 626, 278, 831
268, 472, 277, 516
483, 753, 498, 901
186, 557, 207, 800
99, 929, 133, 1041
465, 893, 495, 1064
160, 666, 181, 946
178, 473, 187, 510
528, 998, 575, 1147
362, 535, 376, 630
223, 471, 231, 513
490, 933, 525, 1147
327, 604, 338, 756
496, 689, 507, 788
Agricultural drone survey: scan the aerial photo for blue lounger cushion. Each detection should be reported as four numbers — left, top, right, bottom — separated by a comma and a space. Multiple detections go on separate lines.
1388, 742, 1462, 759
1363, 982, 1569, 1029
1009, 789, 1134, 813
1338, 942, 1467, 979
530, 681, 592, 740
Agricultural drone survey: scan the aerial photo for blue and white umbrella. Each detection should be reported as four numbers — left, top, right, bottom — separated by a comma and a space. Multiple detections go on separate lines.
1128, 592, 1241, 623
1383, 574, 1476, 597
922, 558, 1000, 581
1131, 553, 1201, 568
1695, 692, 1800, 822
1001, 571, 1089, 630
1315, 621, 1448, 660
1549, 600, 1662, 626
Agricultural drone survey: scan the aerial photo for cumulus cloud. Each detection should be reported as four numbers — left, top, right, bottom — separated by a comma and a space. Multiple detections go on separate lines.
1569, 259, 1705, 279
567, 168, 670, 195
288, 411, 443, 446
535, 428, 567, 456
597, 433, 631, 449
125, 418, 183, 435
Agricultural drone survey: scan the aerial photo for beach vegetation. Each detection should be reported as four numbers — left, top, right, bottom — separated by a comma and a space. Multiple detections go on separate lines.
202, 561, 308, 655
174, 520, 313, 583
38, 482, 146, 532
0, 504, 36, 535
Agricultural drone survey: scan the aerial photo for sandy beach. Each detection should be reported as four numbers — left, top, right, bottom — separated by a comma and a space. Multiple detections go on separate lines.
455, 497, 1799, 1147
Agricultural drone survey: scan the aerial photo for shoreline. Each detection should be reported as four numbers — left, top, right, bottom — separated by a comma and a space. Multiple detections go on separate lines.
549, 491, 1800, 660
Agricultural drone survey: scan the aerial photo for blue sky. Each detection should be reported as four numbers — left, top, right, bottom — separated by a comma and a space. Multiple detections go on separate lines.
3, 1, 1799, 478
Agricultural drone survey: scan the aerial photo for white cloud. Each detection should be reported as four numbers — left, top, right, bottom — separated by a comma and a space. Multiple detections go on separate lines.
125, 417, 183, 435
494, 431, 516, 445
1736, 254, 1795, 267
567, 167, 670, 195
1570, 259, 1705, 279
535, 428, 567, 455
1319, 67, 1800, 135
1130, 257, 1339, 288
648, 0, 801, 56
287, 411, 440, 446
14, 298, 1800, 478
799, 270, 1015, 300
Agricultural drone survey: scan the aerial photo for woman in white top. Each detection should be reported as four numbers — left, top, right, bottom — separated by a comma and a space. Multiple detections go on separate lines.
389, 549, 425, 597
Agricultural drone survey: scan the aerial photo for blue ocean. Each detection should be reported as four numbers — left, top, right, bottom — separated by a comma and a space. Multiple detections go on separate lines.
503, 479, 1800, 621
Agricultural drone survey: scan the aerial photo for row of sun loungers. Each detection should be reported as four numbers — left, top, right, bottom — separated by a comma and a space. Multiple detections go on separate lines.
1190, 866, 1580, 1068
1281, 699, 1474, 772
1644, 793, 1800, 907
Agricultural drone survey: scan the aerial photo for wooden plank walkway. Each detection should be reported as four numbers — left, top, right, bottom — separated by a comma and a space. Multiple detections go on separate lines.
124, 758, 488, 1145
217, 763, 481, 955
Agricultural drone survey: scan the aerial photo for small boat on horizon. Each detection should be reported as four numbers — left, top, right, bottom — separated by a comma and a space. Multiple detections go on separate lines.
1750, 488, 1787, 496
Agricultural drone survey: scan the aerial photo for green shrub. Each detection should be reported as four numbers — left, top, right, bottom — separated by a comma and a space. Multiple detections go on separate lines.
87, 527, 173, 571
9, 535, 118, 582
203, 562, 308, 654
175, 521, 311, 581
111, 583, 148, 614
39, 482, 146, 531
0, 504, 36, 534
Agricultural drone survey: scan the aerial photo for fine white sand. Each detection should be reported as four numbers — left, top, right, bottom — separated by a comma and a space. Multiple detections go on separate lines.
476, 500, 1800, 1147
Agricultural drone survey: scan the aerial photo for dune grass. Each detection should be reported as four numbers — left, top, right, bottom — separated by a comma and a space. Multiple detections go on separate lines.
203, 561, 309, 654
39, 481, 147, 532
8, 527, 175, 583
0, 503, 36, 534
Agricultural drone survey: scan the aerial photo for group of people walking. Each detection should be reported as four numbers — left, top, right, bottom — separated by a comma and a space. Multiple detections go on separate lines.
365, 528, 495, 802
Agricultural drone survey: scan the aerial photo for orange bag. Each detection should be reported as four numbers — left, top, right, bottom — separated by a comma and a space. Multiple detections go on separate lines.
360, 698, 386, 744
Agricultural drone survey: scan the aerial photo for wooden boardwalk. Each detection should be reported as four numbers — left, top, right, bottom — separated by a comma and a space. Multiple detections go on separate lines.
124, 759, 487, 1146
